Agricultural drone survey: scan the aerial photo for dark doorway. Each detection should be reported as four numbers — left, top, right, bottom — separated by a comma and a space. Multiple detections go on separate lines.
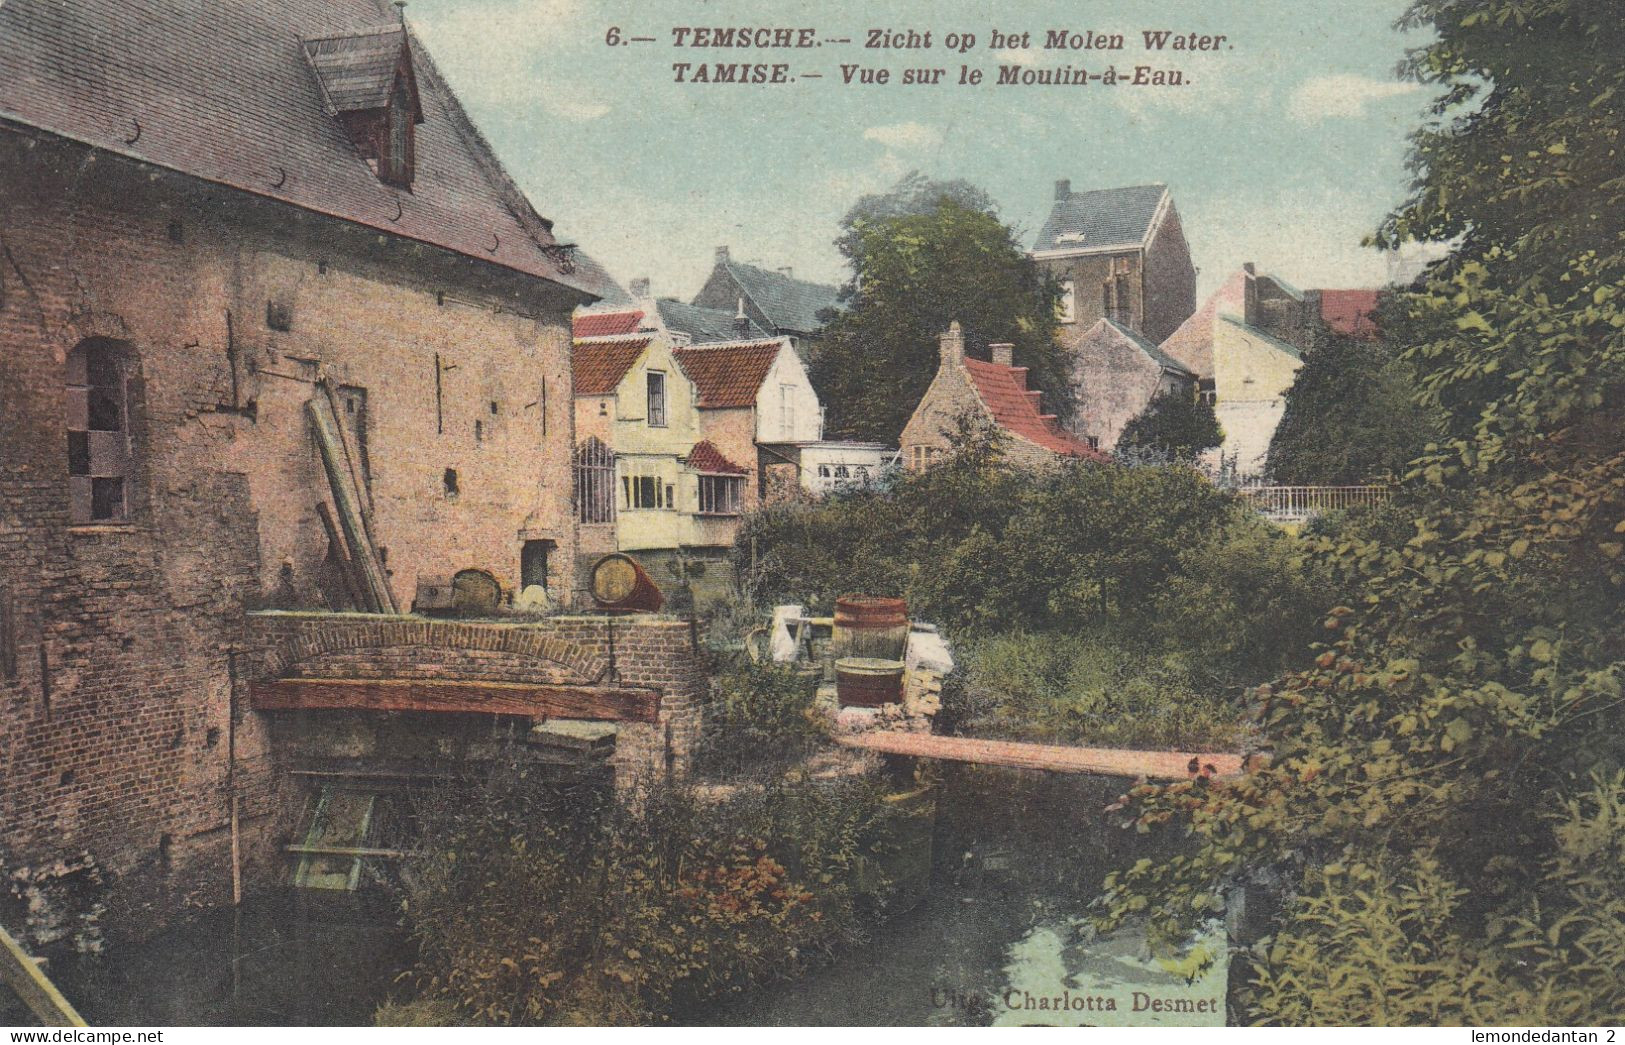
521, 540, 554, 591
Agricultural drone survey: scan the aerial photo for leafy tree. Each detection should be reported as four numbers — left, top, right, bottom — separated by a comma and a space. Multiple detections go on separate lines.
810, 173, 1074, 442
1117, 392, 1222, 458
1100, 0, 1625, 1024
1266, 325, 1440, 484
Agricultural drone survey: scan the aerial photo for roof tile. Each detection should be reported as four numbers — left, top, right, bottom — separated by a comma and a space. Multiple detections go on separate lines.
1318, 289, 1382, 339
963, 358, 1106, 460
573, 310, 645, 338
657, 299, 767, 343
572, 338, 650, 395
1033, 183, 1168, 253
673, 341, 782, 409
685, 440, 749, 475
723, 261, 841, 335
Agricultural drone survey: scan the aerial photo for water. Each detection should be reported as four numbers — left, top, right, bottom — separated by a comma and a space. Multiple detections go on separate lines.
3, 893, 413, 1027
5, 767, 1227, 1027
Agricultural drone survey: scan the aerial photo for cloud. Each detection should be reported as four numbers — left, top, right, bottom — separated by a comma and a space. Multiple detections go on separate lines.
1183, 189, 1395, 298
1287, 74, 1423, 123
411, 0, 602, 116
862, 122, 943, 151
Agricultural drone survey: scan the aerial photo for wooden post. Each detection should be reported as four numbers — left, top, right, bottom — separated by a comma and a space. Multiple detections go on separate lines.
0, 922, 86, 1027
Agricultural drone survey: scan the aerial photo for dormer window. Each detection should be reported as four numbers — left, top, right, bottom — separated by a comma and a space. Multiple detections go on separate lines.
304, 27, 424, 189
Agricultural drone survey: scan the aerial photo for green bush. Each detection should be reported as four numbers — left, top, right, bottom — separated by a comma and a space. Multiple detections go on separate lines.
695, 659, 824, 777
398, 769, 899, 1025
958, 631, 1248, 751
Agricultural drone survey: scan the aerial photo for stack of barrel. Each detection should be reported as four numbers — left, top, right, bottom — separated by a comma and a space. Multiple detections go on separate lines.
832, 596, 908, 708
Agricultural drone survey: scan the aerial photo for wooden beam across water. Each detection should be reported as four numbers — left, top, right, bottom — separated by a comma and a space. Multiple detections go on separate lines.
0, 922, 86, 1027
250, 678, 660, 723
835, 731, 1244, 780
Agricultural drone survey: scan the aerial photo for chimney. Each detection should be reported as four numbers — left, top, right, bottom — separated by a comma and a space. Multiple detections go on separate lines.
990, 342, 1014, 368
629, 277, 650, 299
715, 245, 730, 265
393, 1, 407, 21
1054, 179, 1071, 200
939, 321, 965, 366
734, 297, 750, 335
778, 266, 793, 279
1242, 263, 1260, 327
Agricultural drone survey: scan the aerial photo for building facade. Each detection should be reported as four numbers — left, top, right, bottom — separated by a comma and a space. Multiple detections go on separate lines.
691, 247, 842, 361
1066, 319, 1198, 452
0, 0, 630, 945
900, 324, 1105, 470
1031, 181, 1197, 349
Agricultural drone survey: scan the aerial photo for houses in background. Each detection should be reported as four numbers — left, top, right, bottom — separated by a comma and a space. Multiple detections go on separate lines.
901, 323, 1105, 470
1065, 319, 1198, 452
570, 300, 825, 607
692, 246, 843, 360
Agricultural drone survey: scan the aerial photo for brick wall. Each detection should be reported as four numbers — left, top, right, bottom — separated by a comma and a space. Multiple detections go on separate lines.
0, 131, 588, 945
1140, 204, 1198, 346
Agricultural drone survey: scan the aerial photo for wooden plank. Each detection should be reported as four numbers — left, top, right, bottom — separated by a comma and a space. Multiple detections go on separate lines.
250, 677, 660, 723
0, 922, 86, 1027
834, 731, 1243, 781
306, 396, 395, 613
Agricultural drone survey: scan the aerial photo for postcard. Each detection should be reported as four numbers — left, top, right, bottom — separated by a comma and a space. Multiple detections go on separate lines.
1, 0, 1620, 1032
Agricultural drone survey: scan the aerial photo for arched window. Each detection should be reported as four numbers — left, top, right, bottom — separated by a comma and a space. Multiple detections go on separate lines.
65, 339, 136, 523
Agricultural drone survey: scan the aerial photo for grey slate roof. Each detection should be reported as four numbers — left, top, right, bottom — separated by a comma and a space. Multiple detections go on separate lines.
725, 261, 842, 334
656, 299, 767, 343
0, 0, 614, 300
1219, 315, 1304, 361
1033, 183, 1169, 253
1103, 319, 1196, 376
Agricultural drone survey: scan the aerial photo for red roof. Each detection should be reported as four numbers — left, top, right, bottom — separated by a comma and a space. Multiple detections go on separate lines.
685, 440, 749, 475
963, 358, 1106, 460
572, 339, 650, 396
1318, 290, 1382, 339
673, 342, 782, 409
573, 311, 645, 338
0, 0, 615, 299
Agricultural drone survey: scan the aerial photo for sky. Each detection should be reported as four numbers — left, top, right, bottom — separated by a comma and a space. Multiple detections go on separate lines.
406, 0, 1436, 302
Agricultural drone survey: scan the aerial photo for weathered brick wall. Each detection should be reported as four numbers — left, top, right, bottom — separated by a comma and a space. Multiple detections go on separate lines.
1041, 251, 1143, 342
0, 132, 586, 945
1140, 205, 1198, 346
1066, 323, 1168, 450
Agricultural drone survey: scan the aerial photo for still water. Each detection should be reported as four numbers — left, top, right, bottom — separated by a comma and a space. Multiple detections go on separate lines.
6, 767, 1227, 1027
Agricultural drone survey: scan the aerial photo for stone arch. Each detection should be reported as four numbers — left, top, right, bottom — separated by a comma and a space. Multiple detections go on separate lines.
259, 617, 609, 683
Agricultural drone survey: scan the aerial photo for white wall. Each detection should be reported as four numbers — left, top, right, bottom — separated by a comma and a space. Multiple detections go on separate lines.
754, 344, 823, 443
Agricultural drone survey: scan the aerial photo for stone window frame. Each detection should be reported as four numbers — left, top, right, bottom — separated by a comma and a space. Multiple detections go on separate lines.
645, 370, 668, 428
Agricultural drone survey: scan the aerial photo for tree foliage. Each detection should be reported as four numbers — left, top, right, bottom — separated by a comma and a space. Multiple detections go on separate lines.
1100, 0, 1625, 1024
810, 173, 1074, 442
1117, 392, 1223, 458
1266, 325, 1441, 484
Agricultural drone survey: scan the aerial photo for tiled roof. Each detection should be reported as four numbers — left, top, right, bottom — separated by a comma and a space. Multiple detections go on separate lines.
304, 27, 413, 114
573, 310, 645, 338
572, 339, 650, 396
1318, 289, 1382, 339
673, 341, 783, 409
1100, 319, 1196, 377
963, 358, 1107, 460
0, 0, 613, 299
1033, 183, 1168, 253
656, 299, 768, 343
724, 261, 842, 335
685, 440, 749, 475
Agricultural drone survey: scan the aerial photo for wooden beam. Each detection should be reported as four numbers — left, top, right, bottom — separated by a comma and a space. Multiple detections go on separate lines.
250, 677, 659, 723
834, 732, 1243, 781
0, 922, 86, 1027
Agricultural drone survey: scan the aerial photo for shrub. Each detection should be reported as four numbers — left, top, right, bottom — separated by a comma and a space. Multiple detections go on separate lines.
958, 631, 1248, 751
399, 768, 899, 1025
695, 659, 824, 777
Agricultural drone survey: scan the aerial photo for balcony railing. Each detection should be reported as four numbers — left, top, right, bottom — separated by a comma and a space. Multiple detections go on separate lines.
1235, 484, 1391, 523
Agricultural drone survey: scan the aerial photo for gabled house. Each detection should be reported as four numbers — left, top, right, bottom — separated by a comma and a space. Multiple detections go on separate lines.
691, 247, 842, 359
1032, 181, 1197, 347
1067, 318, 1198, 452
901, 323, 1106, 470
570, 307, 822, 605
1160, 265, 1308, 475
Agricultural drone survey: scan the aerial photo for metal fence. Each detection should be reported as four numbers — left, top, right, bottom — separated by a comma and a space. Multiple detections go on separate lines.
1235, 484, 1391, 523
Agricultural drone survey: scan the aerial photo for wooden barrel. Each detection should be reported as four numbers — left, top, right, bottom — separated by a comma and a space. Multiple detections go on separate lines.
832, 596, 909, 663
590, 553, 664, 612
836, 657, 905, 708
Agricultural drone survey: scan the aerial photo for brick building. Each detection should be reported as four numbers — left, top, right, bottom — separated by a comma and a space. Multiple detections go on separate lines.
1031, 181, 1197, 349
900, 323, 1106, 470
0, 0, 712, 948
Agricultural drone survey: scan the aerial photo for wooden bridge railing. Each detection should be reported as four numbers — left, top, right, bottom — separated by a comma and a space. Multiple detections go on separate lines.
1235, 484, 1391, 523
